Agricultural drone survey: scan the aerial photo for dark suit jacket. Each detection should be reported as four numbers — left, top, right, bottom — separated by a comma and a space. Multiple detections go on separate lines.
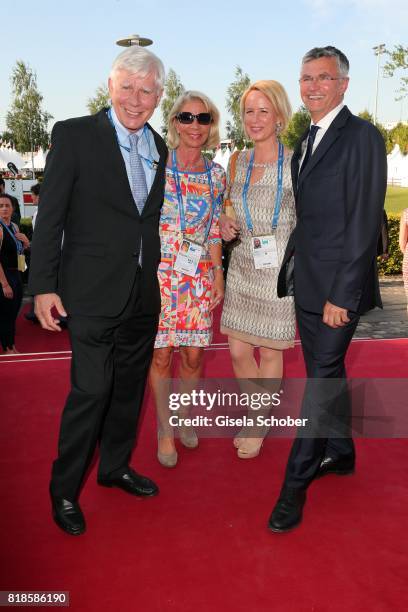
278, 106, 387, 315
28, 109, 167, 317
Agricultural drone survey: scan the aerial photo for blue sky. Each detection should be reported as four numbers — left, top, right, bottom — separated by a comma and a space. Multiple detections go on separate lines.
1, 0, 407, 137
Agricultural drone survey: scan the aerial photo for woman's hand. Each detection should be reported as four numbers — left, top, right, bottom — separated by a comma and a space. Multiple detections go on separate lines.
209, 270, 225, 311
15, 232, 30, 248
219, 213, 240, 242
1, 283, 13, 299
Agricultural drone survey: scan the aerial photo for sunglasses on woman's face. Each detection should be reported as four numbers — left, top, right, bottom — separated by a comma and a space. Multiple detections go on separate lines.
176, 112, 212, 125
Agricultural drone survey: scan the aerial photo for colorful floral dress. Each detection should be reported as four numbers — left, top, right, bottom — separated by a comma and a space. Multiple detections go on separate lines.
154, 159, 226, 348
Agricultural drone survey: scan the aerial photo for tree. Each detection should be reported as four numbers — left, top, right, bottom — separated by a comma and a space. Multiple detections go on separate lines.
87, 84, 110, 114
358, 110, 393, 153
383, 45, 408, 100
281, 106, 310, 150
0, 131, 16, 148
225, 66, 251, 149
6, 61, 52, 168
390, 122, 408, 154
160, 69, 184, 140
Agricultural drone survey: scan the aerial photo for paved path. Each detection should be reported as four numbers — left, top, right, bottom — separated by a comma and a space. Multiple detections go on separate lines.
356, 276, 407, 339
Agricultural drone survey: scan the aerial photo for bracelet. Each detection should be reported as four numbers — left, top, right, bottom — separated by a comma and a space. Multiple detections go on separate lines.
212, 265, 223, 272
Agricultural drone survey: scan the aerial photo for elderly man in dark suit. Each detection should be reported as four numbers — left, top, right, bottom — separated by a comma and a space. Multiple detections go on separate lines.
28, 46, 168, 535
269, 46, 387, 532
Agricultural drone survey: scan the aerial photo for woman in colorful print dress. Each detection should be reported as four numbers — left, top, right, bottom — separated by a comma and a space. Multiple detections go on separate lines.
150, 91, 226, 467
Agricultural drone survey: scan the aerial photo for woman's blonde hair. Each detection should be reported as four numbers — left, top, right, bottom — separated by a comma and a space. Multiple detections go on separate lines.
240, 80, 292, 137
167, 90, 221, 150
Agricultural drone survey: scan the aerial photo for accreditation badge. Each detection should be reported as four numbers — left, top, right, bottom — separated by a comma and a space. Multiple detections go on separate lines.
174, 239, 203, 276
252, 235, 278, 269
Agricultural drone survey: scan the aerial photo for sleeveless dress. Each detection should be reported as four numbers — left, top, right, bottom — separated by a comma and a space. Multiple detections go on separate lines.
221, 151, 296, 348
154, 160, 226, 348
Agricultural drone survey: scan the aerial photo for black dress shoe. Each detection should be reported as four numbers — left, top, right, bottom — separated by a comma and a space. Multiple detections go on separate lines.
98, 467, 158, 497
51, 497, 86, 536
316, 455, 355, 479
268, 487, 306, 533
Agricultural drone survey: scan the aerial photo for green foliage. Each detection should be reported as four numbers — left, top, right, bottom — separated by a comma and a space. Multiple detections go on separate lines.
358, 110, 393, 153
383, 45, 408, 100
378, 214, 404, 275
6, 61, 52, 153
385, 186, 408, 215
160, 69, 184, 141
0, 131, 16, 148
225, 66, 251, 149
281, 106, 310, 150
389, 122, 408, 154
87, 84, 110, 114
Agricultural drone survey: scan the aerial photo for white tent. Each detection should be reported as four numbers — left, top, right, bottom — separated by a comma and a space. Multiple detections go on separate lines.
23, 148, 48, 170
387, 144, 408, 187
0, 146, 25, 170
213, 147, 231, 171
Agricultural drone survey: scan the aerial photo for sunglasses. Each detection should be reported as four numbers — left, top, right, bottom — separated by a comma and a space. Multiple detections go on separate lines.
176, 112, 212, 125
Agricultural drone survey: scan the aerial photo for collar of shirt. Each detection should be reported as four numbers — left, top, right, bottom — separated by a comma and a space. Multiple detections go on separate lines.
310, 102, 344, 152
109, 106, 159, 166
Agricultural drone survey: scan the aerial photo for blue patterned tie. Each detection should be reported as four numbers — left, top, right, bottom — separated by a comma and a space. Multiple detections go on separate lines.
129, 132, 148, 214
299, 125, 320, 175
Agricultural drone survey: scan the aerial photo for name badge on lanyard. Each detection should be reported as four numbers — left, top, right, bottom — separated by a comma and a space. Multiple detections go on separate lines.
242, 142, 284, 270
171, 150, 215, 277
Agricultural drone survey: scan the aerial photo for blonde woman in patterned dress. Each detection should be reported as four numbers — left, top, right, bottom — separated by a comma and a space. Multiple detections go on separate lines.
150, 91, 226, 467
220, 81, 296, 459
400, 208, 408, 310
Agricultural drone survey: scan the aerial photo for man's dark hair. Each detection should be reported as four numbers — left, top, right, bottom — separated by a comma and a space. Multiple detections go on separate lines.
0, 178, 5, 189
302, 46, 350, 77
31, 183, 41, 196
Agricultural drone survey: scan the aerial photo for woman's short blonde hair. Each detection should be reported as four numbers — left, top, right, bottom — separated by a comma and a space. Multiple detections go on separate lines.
240, 80, 292, 136
167, 90, 221, 150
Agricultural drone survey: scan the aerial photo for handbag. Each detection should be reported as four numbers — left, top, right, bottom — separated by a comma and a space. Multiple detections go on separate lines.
222, 151, 239, 219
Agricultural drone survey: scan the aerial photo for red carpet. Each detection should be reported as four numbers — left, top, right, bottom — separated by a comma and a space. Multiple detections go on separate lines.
1, 310, 408, 611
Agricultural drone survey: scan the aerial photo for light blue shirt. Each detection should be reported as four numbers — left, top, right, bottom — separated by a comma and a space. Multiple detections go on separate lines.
108, 106, 160, 193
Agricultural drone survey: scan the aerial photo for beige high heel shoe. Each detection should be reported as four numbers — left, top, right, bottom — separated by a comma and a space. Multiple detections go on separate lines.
157, 432, 178, 468
236, 437, 264, 459
178, 424, 199, 449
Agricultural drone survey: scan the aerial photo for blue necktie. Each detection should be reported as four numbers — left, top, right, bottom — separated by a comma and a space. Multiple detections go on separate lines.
129, 132, 148, 214
299, 125, 320, 175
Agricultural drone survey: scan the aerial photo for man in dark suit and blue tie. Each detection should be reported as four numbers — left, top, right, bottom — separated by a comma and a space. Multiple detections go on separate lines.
269, 46, 387, 532
28, 46, 168, 535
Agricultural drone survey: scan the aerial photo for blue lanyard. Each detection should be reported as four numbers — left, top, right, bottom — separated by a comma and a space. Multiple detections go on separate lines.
171, 150, 216, 244
106, 108, 157, 170
242, 141, 284, 234
0, 219, 23, 254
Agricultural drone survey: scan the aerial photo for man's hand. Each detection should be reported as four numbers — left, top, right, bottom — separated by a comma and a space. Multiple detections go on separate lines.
219, 213, 240, 242
35, 293, 67, 332
322, 301, 350, 328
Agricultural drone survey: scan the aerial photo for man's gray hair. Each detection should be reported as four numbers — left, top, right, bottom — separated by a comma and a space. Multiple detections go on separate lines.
110, 46, 165, 90
302, 46, 349, 77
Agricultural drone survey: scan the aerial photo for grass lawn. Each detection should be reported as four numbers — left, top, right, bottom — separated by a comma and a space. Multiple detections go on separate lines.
385, 186, 408, 215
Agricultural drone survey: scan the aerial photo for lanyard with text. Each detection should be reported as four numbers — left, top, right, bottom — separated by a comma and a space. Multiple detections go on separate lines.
106, 108, 157, 170
171, 150, 216, 245
242, 142, 284, 269
171, 150, 216, 277
242, 140, 284, 234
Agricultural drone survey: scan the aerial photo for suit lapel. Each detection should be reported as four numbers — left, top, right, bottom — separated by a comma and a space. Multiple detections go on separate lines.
297, 106, 351, 187
291, 129, 308, 197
